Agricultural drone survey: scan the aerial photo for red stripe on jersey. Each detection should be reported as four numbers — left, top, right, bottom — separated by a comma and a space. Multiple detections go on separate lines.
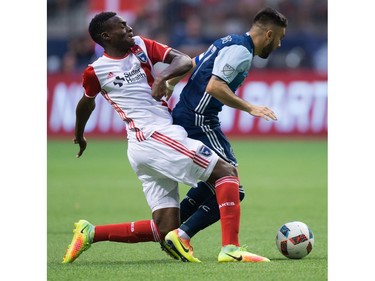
102, 90, 145, 142
134, 37, 171, 88
83, 66, 101, 97
151, 131, 209, 168
135, 128, 146, 141
162, 48, 172, 62
143, 66, 154, 88
130, 44, 154, 88
161, 100, 172, 113
140, 36, 171, 65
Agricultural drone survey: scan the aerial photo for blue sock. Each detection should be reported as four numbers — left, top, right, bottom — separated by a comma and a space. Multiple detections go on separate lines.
180, 183, 245, 238
180, 181, 215, 223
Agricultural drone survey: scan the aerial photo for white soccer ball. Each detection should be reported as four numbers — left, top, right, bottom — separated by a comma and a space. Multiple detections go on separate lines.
275, 221, 314, 259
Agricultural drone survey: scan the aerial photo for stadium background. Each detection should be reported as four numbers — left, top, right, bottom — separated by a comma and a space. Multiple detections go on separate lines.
47, 0, 327, 139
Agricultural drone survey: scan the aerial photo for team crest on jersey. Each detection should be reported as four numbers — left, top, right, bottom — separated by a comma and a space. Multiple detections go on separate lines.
199, 145, 212, 157
136, 51, 147, 63
222, 64, 235, 77
131, 45, 148, 63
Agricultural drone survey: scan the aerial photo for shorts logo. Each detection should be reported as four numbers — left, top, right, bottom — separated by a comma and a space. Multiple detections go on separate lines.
199, 146, 212, 157
222, 64, 235, 77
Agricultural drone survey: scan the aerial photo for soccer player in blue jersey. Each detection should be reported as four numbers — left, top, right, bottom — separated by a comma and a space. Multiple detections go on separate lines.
164, 7, 288, 261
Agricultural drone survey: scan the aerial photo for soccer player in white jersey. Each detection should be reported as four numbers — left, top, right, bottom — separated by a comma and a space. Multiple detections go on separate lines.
63, 11, 271, 264
165, 7, 287, 259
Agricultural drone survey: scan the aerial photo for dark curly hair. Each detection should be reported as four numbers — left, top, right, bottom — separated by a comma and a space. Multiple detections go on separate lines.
253, 7, 288, 28
88, 12, 117, 46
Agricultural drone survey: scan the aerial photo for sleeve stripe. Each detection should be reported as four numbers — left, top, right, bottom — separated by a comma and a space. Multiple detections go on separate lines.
162, 48, 172, 62
83, 89, 96, 98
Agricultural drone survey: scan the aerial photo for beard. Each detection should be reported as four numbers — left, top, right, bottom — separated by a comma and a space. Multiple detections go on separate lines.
259, 40, 276, 59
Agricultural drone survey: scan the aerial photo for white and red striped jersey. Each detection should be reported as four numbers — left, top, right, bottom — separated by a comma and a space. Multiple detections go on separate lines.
82, 36, 172, 141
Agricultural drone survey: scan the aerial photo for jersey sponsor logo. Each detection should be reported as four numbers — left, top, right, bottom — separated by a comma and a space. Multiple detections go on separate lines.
199, 145, 212, 157
123, 67, 146, 82
221, 35, 232, 44
114, 76, 125, 87
113, 67, 147, 87
222, 64, 235, 77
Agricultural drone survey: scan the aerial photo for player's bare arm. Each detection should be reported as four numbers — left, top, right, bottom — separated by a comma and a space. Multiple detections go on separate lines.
164, 58, 196, 101
206, 75, 277, 121
167, 57, 196, 86
151, 49, 192, 101
74, 95, 96, 158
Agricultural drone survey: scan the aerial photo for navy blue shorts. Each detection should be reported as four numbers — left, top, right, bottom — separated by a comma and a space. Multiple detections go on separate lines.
182, 125, 237, 167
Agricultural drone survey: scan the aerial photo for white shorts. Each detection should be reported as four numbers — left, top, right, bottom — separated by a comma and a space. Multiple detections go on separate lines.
127, 125, 219, 212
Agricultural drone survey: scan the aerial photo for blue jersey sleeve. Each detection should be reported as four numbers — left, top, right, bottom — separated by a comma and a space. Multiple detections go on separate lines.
212, 45, 252, 84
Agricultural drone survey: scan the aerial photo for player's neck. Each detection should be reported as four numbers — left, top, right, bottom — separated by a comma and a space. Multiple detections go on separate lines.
248, 30, 262, 57
104, 47, 131, 59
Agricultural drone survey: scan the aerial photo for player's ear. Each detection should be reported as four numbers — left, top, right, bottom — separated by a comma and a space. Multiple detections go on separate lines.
265, 29, 273, 40
101, 32, 110, 42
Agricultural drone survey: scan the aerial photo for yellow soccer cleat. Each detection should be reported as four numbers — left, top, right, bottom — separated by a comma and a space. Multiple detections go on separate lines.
164, 229, 201, 262
160, 241, 180, 260
218, 244, 270, 263
62, 219, 95, 263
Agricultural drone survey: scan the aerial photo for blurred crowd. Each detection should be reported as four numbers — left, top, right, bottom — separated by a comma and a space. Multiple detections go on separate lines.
47, 0, 327, 74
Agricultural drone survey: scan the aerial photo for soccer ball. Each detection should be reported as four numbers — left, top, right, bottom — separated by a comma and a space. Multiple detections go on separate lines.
275, 221, 314, 259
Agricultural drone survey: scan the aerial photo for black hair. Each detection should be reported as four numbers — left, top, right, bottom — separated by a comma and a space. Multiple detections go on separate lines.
88, 12, 117, 46
253, 7, 288, 28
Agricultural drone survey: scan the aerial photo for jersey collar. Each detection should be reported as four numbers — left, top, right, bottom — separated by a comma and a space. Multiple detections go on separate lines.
245, 32, 255, 57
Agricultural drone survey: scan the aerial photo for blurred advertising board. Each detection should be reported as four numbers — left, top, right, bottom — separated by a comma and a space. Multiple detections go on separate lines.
47, 71, 327, 138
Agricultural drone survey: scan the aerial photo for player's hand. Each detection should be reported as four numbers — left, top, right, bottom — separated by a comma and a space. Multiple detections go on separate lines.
73, 137, 87, 158
151, 77, 167, 101
249, 105, 277, 121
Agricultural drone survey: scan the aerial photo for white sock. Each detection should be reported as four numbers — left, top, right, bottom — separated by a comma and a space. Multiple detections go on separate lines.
177, 228, 191, 240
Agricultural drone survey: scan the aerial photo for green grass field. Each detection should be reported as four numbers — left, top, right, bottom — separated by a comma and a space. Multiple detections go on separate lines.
47, 139, 327, 281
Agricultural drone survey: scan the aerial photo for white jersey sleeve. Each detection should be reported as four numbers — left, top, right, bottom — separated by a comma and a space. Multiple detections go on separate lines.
212, 45, 252, 84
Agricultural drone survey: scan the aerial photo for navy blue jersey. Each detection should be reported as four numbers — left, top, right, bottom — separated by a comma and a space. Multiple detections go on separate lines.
172, 33, 254, 165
